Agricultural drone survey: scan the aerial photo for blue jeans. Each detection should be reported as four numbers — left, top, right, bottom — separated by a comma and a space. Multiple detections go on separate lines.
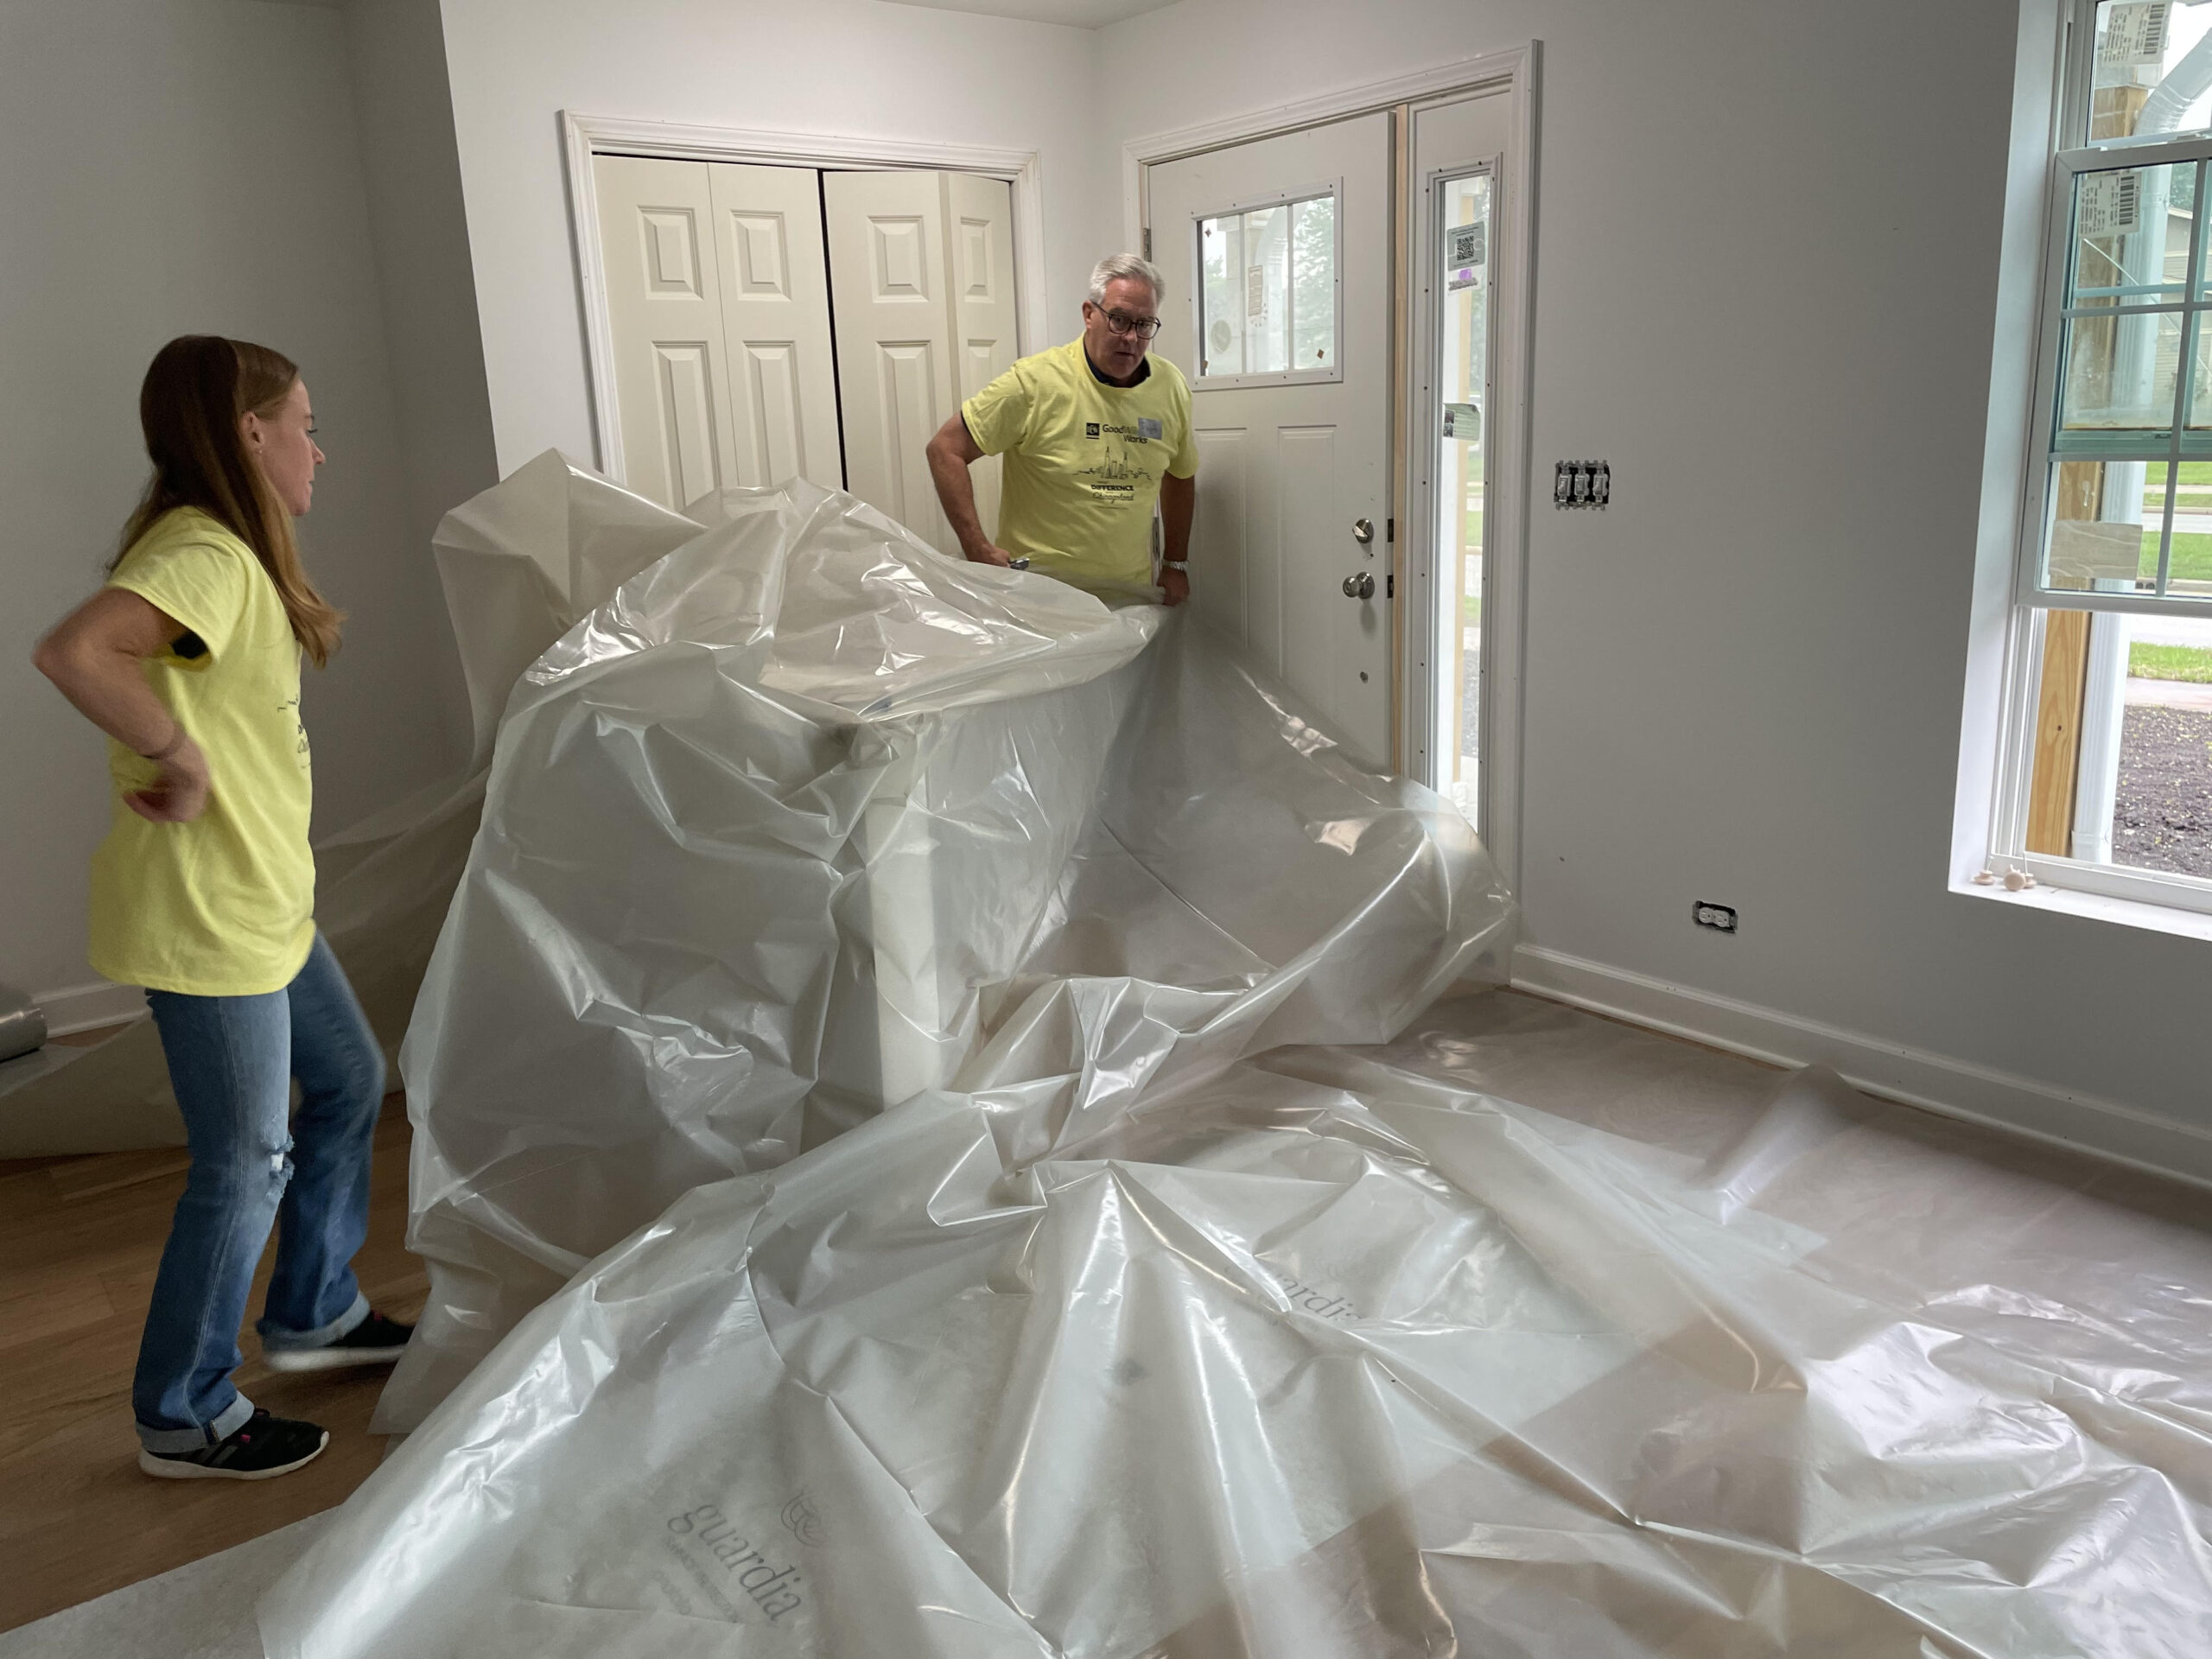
134, 933, 385, 1451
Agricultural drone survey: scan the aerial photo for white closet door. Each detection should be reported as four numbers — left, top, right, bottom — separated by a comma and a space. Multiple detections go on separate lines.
944, 172, 1018, 542
593, 154, 741, 512
707, 163, 843, 493
823, 170, 960, 556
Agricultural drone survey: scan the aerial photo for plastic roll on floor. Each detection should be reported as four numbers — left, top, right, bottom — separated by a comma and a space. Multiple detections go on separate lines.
0, 985, 46, 1065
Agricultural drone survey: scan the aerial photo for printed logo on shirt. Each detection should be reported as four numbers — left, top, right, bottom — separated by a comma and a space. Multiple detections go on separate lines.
283, 693, 310, 768
1090, 421, 1157, 444
1076, 429, 1154, 501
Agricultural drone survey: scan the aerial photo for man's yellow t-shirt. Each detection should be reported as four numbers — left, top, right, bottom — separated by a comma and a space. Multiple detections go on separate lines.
87, 507, 316, 996
961, 338, 1199, 594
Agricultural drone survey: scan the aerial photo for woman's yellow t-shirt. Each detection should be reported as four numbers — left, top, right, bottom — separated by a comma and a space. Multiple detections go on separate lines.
87, 507, 316, 996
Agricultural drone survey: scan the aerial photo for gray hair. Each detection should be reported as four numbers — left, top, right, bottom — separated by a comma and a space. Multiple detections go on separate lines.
1088, 253, 1165, 308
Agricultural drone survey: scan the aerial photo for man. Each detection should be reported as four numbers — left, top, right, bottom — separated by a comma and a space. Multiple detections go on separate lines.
926, 254, 1197, 606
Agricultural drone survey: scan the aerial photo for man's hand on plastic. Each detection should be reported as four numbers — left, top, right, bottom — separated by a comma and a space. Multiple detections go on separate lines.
127, 734, 212, 823
963, 542, 1015, 568
1160, 567, 1189, 608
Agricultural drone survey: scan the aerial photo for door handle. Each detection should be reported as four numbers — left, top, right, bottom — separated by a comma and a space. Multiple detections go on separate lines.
1352, 518, 1375, 545
1342, 572, 1375, 601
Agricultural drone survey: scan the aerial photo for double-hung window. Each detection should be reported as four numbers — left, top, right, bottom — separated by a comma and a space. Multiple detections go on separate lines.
1999, 0, 2212, 912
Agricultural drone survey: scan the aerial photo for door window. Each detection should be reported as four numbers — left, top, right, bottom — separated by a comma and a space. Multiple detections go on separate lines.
1433, 173, 1491, 822
1196, 188, 1339, 384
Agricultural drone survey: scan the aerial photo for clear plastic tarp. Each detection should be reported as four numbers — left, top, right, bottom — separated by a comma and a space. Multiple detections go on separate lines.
267, 1029, 2212, 1657
373, 466, 1503, 1427
257, 466, 2212, 1657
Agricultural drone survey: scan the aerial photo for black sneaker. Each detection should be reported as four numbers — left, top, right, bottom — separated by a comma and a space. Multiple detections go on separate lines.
137, 1408, 328, 1481
263, 1309, 413, 1374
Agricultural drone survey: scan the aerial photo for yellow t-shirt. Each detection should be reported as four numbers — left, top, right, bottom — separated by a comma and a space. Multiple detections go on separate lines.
961, 339, 1199, 594
87, 507, 316, 996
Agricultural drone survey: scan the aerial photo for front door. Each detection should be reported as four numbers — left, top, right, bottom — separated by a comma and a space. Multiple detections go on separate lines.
1147, 112, 1393, 766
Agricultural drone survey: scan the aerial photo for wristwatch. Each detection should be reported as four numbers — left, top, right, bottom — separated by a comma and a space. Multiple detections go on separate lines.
1161, 561, 1189, 571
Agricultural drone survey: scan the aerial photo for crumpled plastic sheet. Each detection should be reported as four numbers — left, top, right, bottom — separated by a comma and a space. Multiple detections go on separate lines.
0, 451, 698, 1155
271, 1052, 2212, 1658
259, 474, 2212, 1656
263, 1030, 2212, 1655
373, 469, 1503, 1429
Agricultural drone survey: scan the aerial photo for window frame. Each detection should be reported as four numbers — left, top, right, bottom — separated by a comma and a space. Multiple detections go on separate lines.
2017, 137, 2212, 618
1988, 0, 2212, 918
1411, 161, 1499, 817
1186, 178, 1346, 391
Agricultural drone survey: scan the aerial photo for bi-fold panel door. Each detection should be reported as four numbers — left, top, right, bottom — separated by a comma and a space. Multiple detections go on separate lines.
823, 169, 1017, 558
594, 156, 843, 511
593, 154, 1018, 555
712, 163, 845, 499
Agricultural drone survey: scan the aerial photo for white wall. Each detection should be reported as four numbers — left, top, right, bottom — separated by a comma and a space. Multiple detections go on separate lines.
1101, 0, 2212, 1147
434, 0, 1108, 475
0, 0, 469, 1015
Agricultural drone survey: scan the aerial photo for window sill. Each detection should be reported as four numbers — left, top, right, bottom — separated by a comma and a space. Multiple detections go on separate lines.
1951, 870, 2212, 944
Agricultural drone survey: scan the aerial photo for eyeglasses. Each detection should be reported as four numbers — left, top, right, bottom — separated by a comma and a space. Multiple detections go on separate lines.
1101, 308, 1162, 339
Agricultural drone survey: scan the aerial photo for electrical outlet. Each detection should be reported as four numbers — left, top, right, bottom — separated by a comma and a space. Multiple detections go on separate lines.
1693, 901, 1738, 933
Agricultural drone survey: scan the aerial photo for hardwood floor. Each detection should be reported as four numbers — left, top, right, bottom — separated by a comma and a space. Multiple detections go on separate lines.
0, 1090, 425, 1631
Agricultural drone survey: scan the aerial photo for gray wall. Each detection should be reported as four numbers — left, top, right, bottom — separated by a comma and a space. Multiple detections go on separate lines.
342, 0, 498, 740
1099, 0, 2212, 1138
11, 0, 2200, 1162
0, 0, 480, 1016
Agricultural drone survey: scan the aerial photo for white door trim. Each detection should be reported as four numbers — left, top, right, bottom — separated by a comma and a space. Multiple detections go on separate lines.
562, 111, 1048, 484
1123, 46, 1541, 895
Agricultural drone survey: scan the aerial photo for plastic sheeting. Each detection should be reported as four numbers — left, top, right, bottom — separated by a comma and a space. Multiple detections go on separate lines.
262, 1026, 2212, 1655
0, 983, 45, 1065
263, 474, 2212, 1657
0, 453, 700, 1156
268, 1027, 2212, 1658
374, 470, 1502, 1428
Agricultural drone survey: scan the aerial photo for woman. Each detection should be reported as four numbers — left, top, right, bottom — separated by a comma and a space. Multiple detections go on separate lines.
35, 336, 410, 1480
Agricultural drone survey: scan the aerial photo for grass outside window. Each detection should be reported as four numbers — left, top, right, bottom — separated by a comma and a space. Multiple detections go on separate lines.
2130, 642, 2212, 682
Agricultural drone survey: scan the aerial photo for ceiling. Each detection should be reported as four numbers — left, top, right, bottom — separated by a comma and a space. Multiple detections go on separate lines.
877, 0, 1173, 29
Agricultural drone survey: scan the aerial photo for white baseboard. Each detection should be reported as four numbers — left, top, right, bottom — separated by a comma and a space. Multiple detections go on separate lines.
31, 979, 149, 1038
1511, 944, 2212, 1192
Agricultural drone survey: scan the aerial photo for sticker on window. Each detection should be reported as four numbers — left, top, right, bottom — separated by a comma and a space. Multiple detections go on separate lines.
2100, 2, 2171, 67
2078, 170, 2142, 238
1446, 221, 1486, 292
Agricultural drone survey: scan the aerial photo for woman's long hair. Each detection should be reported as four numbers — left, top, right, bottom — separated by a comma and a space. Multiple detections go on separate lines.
112, 335, 343, 667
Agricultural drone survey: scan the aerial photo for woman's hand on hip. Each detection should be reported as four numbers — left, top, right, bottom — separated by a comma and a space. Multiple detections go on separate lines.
127, 734, 212, 823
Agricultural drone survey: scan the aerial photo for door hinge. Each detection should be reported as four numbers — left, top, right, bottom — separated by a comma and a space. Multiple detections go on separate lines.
1142, 226, 1152, 259
1386, 517, 1395, 543
1387, 572, 1395, 598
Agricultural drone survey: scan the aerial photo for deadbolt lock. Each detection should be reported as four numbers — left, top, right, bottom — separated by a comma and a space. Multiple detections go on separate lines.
1352, 518, 1375, 545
